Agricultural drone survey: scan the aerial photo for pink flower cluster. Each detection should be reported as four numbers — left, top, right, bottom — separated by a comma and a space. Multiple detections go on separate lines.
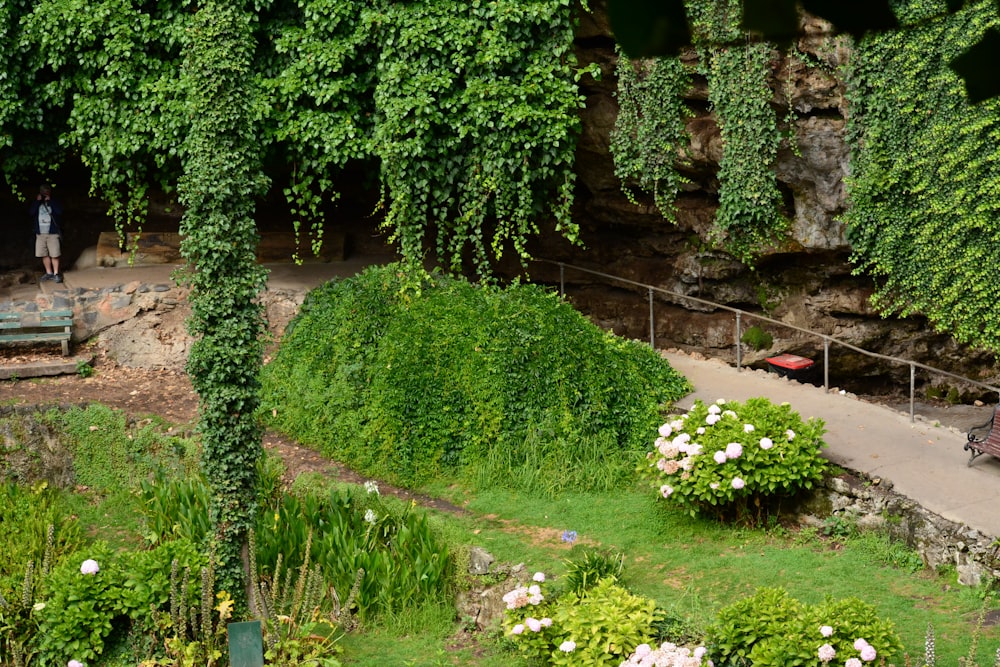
815, 626, 878, 665
502, 583, 544, 610
510, 616, 553, 635
618, 642, 713, 667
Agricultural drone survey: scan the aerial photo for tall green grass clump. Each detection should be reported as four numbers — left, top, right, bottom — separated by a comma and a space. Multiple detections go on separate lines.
260, 264, 691, 493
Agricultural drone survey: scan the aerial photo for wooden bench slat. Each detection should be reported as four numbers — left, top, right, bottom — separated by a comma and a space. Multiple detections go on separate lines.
0, 332, 71, 343
966, 405, 1000, 466
0, 310, 73, 356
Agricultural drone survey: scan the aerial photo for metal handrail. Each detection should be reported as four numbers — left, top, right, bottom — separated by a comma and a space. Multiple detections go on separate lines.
538, 259, 1000, 422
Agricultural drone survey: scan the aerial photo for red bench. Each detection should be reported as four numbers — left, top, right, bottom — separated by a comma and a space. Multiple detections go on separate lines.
965, 405, 1000, 466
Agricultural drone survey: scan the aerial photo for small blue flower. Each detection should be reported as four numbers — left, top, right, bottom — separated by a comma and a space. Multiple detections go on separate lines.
561, 530, 577, 544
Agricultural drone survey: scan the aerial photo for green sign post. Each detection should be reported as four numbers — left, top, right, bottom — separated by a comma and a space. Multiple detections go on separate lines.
227, 620, 264, 667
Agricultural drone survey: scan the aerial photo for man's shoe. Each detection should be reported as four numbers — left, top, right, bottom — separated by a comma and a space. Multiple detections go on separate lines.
39, 273, 53, 282
53, 274, 63, 283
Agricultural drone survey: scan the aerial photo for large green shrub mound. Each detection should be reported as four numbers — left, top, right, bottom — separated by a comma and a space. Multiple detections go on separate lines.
259, 264, 691, 492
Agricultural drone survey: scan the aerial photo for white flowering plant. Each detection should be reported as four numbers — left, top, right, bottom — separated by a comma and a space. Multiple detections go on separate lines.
502, 574, 660, 666
619, 641, 713, 667
706, 587, 903, 667
640, 398, 828, 520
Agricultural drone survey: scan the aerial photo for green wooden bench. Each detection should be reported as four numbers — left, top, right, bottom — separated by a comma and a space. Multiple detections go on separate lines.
0, 309, 73, 356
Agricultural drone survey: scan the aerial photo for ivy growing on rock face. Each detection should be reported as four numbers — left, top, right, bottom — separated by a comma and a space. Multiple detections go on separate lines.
844, 0, 1000, 352
610, 0, 787, 264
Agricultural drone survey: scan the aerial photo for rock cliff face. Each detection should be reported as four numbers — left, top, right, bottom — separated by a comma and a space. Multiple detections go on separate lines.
512, 1, 999, 399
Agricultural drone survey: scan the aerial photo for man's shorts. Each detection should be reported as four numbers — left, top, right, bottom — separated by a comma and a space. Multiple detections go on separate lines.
35, 233, 61, 258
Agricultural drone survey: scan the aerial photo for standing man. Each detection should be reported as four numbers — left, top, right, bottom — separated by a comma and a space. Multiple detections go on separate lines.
30, 184, 64, 283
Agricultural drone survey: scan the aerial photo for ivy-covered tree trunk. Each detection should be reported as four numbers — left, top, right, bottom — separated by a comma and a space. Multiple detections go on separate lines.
177, 1, 268, 596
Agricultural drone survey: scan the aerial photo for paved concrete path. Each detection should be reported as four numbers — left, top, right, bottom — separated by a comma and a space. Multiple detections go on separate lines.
663, 351, 1000, 538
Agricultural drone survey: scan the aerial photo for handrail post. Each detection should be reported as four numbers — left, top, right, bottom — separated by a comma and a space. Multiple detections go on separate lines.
909, 363, 916, 423
648, 287, 655, 348
735, 311, 742, 370
823, 337, 830, 391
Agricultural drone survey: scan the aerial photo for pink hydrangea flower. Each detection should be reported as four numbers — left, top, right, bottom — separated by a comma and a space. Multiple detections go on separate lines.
540, 617, 553, 627
525, 617, 542, 632
786, 429, 796, 440
708, 405, 722, 415
706, 414, 721, 425
660, 485, 674, 498
845, 659, 862, 667
80, 559, 99, 575
68, 661, 84, 667
860, 645, 877, 661
725, 442, 743, 459
658, 423, 673, 437
502, 586, 529, 609
820, 625, 833, 637
559, 640, 576, 652
634, 644, 652, 659
818, 643, 836, 662
696, 427, 706, 435
713, 451, 727, 464
759, 437, 774, 450
854, 639, 870, 651
694, 647, 707, 659
743, 424, 755, 433
710, 482, 720, 489
533, 572, 545, 582
511, 624, 524, 635
731, 477, 745, 490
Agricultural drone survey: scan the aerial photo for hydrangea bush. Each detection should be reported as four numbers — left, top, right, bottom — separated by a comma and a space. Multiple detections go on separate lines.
640, 398, 828, 520
502, 574, 660, 666
705, 587, 903, 667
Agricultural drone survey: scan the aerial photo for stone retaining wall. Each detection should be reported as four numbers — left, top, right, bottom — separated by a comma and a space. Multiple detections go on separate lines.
1, 280, 304, 370
801, 472, 999, 586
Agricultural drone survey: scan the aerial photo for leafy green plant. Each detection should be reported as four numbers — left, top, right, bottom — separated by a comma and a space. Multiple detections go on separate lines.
0, 483, 80, 600
32, 540, 208, 666
706, 586, 802, 666
561, 549, 625, 596
253, 485, 452, 622
75, 360, 94, 378
639, 397, 828, 522
739, 325, 773, 351
248, 530, 344, 666
0, 522, 57, 667
705, 587, 904, 667
139, 472, 214, 546
260, 264, 692, 494
729, 592, 905, 667
502, 574, 660, 666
